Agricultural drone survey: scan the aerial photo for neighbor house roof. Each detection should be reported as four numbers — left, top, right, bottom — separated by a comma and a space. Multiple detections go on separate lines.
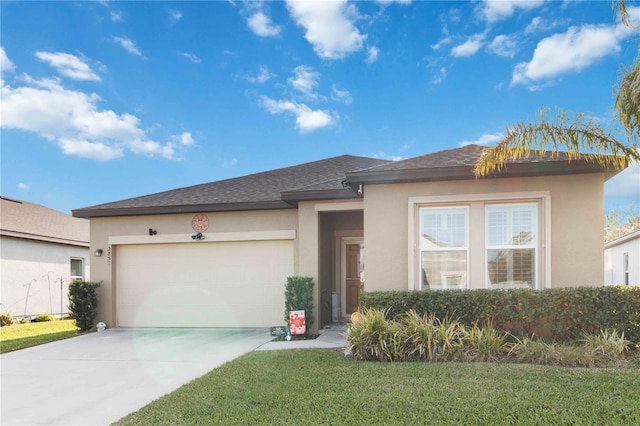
73, 144, 618, 218
605, 229, 640, 249
1, 196, 89, 247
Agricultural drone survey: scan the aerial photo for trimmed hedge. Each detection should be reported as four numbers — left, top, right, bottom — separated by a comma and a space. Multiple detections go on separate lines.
360, 286, 640, 345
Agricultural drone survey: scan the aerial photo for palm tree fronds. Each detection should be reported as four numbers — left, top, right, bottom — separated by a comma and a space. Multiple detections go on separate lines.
615, 56, 640, 140
474, 109, 640, 178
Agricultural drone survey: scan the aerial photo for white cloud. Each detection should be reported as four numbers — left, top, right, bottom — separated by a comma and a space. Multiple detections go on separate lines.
432, 67, 447, 85
35, 52, 101, 81
17, 183, 30, 190
247, 11, 281, 37
179, 132, 194, 146
512, 21, 635, 87
366, 46, 379, 63
248, 65, 276, 84
459, 132, 504, 147
286, 0, 366, 60
478, 0, 546, 24
222, 158, 238, 168
331, 85, 353, 104
112, 37, 142, 56
288, 65, 321, 100
451, 33, 486, 57
1, 46, 15, 72
487, 34, 518, 58
261, 96, 336, 133
376, 0, 412, 4
177, 51, 202, 64
368, 152, 403, 161
431, 36, 452, 50
1, 74, 187, 161
110, 10, 123, 22
58, 138, 123, 161
168, 9, 182, 26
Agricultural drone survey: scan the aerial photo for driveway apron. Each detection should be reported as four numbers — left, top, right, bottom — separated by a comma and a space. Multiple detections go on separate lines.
1, 328, 273, 425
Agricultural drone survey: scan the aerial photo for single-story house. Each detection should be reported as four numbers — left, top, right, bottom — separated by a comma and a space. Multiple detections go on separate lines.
72, 144, 619, 331
605, 229, 639, 286
1, 196, 90, 319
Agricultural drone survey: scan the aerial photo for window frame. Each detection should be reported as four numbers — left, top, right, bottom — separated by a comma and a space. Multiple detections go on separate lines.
418, 205, 469, 290
623, 252, 630, 286
70, 257, 84, 282
408, 191, 550, 291
485, 202, 539, 290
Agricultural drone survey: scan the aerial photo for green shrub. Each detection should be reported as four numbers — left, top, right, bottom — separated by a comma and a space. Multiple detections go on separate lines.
0, 313, 13, 327
360, 286, 640, 345
464, 322, 511, 362
284, 276, 315, 331
508, 337, 599, 368
68, 280, 101, 332
580, 329, 630, 360
32, 313, 55, 322
401, 310, 466, 362
346, 308, 404, 361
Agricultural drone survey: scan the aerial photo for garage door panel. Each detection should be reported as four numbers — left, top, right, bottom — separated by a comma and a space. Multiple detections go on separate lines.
116, 240, 293, 327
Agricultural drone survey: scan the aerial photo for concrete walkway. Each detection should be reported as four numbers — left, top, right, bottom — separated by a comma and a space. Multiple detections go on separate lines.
1, 328, 273, 426
1, 325, 348, 425
257, 324, 348, 351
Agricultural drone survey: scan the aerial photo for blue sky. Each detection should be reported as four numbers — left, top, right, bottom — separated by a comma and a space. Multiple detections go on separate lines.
1, 0, 638, 218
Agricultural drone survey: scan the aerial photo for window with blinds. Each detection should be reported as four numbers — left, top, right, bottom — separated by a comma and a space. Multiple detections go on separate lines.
486, 203, 538, 289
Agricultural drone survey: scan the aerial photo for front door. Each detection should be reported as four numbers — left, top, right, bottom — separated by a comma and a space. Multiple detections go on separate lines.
345, 242, 363, 315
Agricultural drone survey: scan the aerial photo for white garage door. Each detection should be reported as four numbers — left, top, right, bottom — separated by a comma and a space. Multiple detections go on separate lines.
115, 240, 293, 327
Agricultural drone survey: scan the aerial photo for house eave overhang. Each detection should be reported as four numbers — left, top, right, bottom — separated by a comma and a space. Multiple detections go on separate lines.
344, 160, 611, 186
0, 229, 90, 247
605, 230, 640, 249
280, 188, 360, 206
72, 200, 294, 219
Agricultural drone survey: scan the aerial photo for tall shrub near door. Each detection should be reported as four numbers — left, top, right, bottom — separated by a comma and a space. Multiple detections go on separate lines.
284, 276, 315, 332
68, 281, 101, 332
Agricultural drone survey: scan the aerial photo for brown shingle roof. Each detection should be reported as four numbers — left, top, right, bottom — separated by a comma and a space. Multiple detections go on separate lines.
73, 144, 614, 218
73, 155, 389, 217
1, 197, 89, 247
345, 144, 610, 185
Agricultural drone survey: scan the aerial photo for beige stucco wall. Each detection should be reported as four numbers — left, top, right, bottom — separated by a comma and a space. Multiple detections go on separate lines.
90, 209, 298, 327
363, 173, 605, 292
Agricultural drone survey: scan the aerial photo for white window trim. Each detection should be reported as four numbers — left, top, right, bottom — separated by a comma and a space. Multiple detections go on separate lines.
408, 191, 551, 291
70, 257, 85, 281
623, 252, 630, 285
419, 206, 470, 290
485, 202, 539, 290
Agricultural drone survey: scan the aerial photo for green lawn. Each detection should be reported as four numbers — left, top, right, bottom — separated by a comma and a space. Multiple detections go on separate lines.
0, 319, 79, 353
115, 349, 640, 426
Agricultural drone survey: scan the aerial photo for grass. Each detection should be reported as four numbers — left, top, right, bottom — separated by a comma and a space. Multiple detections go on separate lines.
115, 349, 640, 425
0, 319, 79, 354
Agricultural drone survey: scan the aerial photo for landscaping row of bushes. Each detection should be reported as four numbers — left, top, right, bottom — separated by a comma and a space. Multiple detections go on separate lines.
360, 286, 640, 345
347, 308, 635, 367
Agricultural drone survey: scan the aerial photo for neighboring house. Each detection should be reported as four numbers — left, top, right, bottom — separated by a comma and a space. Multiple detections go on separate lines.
605, 230, 640, 286
72, 145, 619, 330
1, 196, 90, 318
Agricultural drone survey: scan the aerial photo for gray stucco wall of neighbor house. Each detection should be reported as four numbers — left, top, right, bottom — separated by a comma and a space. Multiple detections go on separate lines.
1, 237, 90, 318
363, 173, 605, 292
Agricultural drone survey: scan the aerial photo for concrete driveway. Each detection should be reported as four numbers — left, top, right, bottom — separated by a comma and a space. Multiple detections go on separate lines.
1, 328, 273, 425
